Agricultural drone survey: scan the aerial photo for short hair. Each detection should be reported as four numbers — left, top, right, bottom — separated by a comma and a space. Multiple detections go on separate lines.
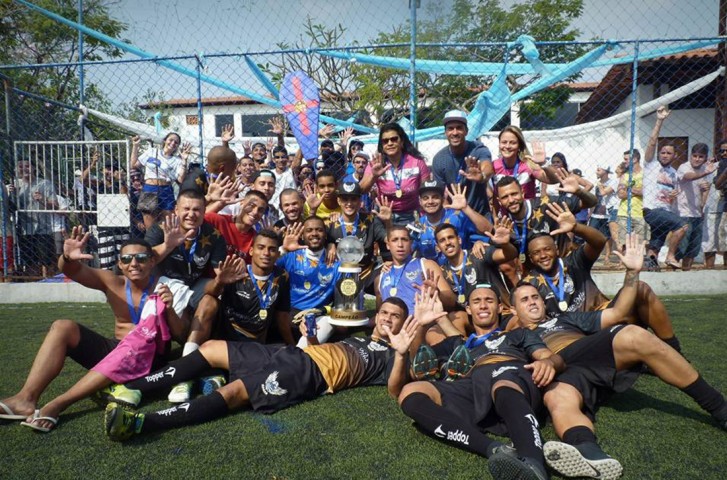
495, 175, 520, 189
120, 238, 153, 255
382, 296, 409, 318
434, 223, 458, 239
623, 149, 641, 160
509, 281, 541, 307
526, 232, 554, 248
304, 215, 325, 227
254, 229, 282, 247
244, 189, 269, 204
692, 143, 709, 156
272, 145, 288, 156
386, 224, 411, 239
177, 189, 206, 202
469, 284, 501, 304
316, 169, 336, 182
279, 188, 301, 201
252, 142, 266, 150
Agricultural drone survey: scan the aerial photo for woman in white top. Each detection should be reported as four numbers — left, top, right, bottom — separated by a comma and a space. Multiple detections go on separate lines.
130, 133, 191, 225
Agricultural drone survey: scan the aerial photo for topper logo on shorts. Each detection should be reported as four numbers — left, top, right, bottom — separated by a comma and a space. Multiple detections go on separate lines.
145, 366, 176, 383
261, 371, 288, 396
491, 365, 518, 378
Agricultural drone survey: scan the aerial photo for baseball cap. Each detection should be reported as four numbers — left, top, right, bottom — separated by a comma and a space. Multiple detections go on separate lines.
74, 169, 83, 177
338, 181, 362, 196
443, 110, 468, 127
597, 164, 612, 174
418, 178, 446, 196
353, 151, 370, 162
251, 169, 277, 183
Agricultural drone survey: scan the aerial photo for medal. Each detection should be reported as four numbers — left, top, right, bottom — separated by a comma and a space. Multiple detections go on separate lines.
543, 259, 569, 313
558, 301, 568, 312
395, 189, 403, 198
304, 281, 311, 290
259, 309, 268, 320
458, 294, 465, 304
519, 253, 526, 264
389, 287, 397, 296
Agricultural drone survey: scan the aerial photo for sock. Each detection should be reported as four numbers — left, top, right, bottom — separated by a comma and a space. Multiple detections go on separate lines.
182, 342, 200, 357
662, 336, 681, 353
126, 350, 211, 392
400, 392, 497, 458
562, 425, 597, 445
681, 376, 726, 416
141, 390, 229, 434
493, 387, 543, 463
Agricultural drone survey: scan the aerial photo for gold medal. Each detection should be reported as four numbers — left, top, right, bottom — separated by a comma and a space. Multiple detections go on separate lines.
389, 287, 397, 296
304, 281, 311, 290
395, 189, 403, 198
458, 294, 466, 304
519, 253, 526, 264
259, 309, 268, 320
558, 301, 568, 312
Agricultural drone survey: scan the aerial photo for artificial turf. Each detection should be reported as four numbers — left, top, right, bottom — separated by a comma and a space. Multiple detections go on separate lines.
1, 297, 725, 479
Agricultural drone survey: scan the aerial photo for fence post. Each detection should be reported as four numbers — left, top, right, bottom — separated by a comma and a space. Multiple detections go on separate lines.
195, 54, 205, 165
625, 41, 640, 235
408, 0, 418, 141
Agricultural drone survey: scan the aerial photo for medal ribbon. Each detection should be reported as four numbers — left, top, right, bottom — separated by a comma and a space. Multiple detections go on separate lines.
389, 157, 404, 194
464, 328, 501, 349
247, 265, 273, 309
509, 201, 531, 255
341, 213, 360, 237
450, 252, 468, 296
181, 234, 198, 273
125, 276, 155, 325
386, 257, 412, 293
543, 259, 566, 305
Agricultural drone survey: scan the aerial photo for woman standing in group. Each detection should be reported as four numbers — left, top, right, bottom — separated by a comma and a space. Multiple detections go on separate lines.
130, 133, 191, 226
360, 123, 430, 225
491, 125, 554, 201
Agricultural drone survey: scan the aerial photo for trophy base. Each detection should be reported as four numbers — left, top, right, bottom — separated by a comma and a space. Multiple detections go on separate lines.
329, 310, 370, 327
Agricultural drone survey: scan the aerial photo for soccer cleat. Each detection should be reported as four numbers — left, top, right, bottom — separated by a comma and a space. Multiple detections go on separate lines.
200, 375, 226, 396
712, 405, 727, 431
488, 441, 517, 459
488, 451, 549, 480
93, 384, 142, 408
543, 441, 623, 479
168, 381, 194, 403
445, 344, 473, 381
104, 402, 143, 442
411, 345, 440, 381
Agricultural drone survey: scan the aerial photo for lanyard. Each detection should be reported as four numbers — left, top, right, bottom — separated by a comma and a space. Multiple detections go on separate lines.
387, 257, 412, 291
465, 328, 501, 349
543, 259, 566, 304
181, 233, 198, 275
247, 266, 273, 309
452, 148, 467, 184
341, 213, 360, 237
304, 248, 326, 269
450, 252, 468, 294
505, 157, 520, 178
509, 201, 531, 254
389, 157, 404, 192
125, 276, 155, 325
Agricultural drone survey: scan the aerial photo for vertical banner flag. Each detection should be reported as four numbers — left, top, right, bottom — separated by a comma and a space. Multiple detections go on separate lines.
280, 71, 320, 161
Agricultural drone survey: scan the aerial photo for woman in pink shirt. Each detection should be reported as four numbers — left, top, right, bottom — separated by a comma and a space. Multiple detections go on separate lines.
361, 123, 430, 225
491, 125, 553, 201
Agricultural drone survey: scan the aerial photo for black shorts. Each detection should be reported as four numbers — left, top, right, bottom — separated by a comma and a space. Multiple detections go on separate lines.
67, 324, 119, 369
434, 361, 543, 437
227, 342, 328, 413
555, 325, 640, 418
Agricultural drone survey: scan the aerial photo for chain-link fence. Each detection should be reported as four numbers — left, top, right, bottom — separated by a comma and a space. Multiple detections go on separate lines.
0, 0, 725, 280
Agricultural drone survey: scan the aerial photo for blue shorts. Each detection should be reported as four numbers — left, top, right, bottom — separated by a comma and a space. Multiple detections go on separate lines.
142, 184, 176, 211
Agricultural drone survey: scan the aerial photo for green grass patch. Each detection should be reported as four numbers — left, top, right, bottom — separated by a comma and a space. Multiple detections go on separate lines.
1, 298, 726, 479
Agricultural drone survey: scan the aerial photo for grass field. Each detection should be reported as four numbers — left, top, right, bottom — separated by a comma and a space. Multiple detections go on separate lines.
1, 297, 726, 480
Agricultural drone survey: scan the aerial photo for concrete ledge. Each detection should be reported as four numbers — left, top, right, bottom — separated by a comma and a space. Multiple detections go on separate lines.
0, 270, 725, 304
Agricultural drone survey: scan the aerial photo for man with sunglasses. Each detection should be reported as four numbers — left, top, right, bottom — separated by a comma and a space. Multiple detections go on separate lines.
0, 228, 170, 422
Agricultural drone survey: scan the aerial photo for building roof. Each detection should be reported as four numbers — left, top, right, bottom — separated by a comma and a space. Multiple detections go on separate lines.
139, 95, 269, 109
575, 48, 720, 124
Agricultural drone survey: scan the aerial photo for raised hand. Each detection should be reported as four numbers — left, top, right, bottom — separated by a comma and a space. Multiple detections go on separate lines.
161, 214, 195, 248
179, 142, 193, 160
220, 124, 235, 144
282, 222, 306, 252
444, 184, 468, 211
338, 127, 354, 146
545, 202, 577, 236
370, 152, 390, 178
214, 255, 247, 285
373, 195, 393, 223
268, 116, 285, 136
319, 124, 334, 139
613, 233, 645, 272
486, 216, 513, 245
471, 240, 488, 259
556, 168, 580, 194
242, 140, 252, 156
266, 137, 275, 151
656, 105, 670, 121
458, 156, 484, 182
63, 225, 94, 261
531, 140, 547, 165
207, 174, 237, 205
382, 315, 418, 355
130, 135, 141, 149
413, 285, 447, 328
419, 268, 440, 293
304, 183, 322, 211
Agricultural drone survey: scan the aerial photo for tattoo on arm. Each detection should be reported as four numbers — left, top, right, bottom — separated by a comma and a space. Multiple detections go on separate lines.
624, 271, 639, 287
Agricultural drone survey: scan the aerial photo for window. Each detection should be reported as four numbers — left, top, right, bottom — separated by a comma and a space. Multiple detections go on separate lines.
185, 115, 199, 126
214, 114, 234, 137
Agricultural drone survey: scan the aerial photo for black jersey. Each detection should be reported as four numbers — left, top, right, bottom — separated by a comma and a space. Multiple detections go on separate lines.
509, 193, 581, 254
527, 311, 603, 354
433, 328, 546, 366
326, 212, 390, 282
441, 248, 510, 309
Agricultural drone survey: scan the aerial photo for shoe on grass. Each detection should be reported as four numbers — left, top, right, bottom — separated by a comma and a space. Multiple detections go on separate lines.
488, 451, 549, 480
200, 375, 226, 396
94, 384, 142, 408
411, 345, 440, 381
168, 381, 194, 403
543, 441, 622, 479
104, 402, 143, 442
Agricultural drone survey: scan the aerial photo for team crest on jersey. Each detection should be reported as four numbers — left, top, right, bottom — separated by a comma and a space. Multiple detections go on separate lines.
193, 252, 211, 267
484, 335, 506, 350
405, 270, 419, 281
368, 341, 388, 352
564, 275, 575, 294
538, 318, 559, 330
236, 290, 252, 299
261, 371, 287, 396
170, 253, 185, 262
465, 268, 477, 285
318, 272, 333, 285
491, 365, 518, 378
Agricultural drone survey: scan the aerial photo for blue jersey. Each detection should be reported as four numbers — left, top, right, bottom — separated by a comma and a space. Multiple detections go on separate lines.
379, 257, 426, 314
277, 249, 340, 310
415, 209, 477, 262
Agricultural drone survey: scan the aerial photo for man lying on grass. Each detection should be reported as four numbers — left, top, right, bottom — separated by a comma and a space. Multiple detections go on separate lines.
103, 296, 442, 441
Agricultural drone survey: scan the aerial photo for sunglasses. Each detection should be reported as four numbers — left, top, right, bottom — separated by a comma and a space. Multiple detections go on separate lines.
119, 252, 152, 264
382, 136, 400, 145
256, 159, 266, 164
720, 149, 727, 154
274, 155, 287, 159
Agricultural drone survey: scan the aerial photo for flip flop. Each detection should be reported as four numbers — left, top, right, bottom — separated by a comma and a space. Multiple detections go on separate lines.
20, 409, 59, 433
0, 400, 29, 420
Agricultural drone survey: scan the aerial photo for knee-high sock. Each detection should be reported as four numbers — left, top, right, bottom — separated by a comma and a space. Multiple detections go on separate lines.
400, 392, 497, 458
140, 390, 229, 433
126, 350, 211, 393
493, 387, 544, 463
681, 375, 726, 415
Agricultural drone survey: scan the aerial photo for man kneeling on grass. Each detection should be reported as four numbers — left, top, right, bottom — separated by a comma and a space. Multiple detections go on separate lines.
103, 296, 438, 441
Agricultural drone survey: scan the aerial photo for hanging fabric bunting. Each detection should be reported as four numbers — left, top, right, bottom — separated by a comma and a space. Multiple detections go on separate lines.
280, 71, 321, 161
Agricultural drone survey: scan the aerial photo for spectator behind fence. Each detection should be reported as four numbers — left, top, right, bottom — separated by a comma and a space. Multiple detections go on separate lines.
641, 107, 688, 270
677, 143, 717, 270
589, 164, 620, 265
91, 158, 130, 271
360, 123, 430, 225
616, 150, 647, 265
9, 158, 57, 277
0, 183, 15, 278
128, 169, 145, 239
705, 139, 727, 268
130, 133, 192, 227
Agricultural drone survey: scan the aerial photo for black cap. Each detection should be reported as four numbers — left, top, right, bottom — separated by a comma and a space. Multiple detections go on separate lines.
418, 179, 445, 195
321, 139, 335, 148
338, 181, 362, 196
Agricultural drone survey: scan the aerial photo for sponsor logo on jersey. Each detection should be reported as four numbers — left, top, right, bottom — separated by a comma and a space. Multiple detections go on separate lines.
484, 335, 506, 350
261, 371, 288, 396
405, 270, 419, 281
367, 341, 388, 352
193, 252, 211, 267
491, 365, 518, 378
236, 290, 252, 299
538, 318, 559, 330
318, 272, 333, 285
465, 268, 477, 285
